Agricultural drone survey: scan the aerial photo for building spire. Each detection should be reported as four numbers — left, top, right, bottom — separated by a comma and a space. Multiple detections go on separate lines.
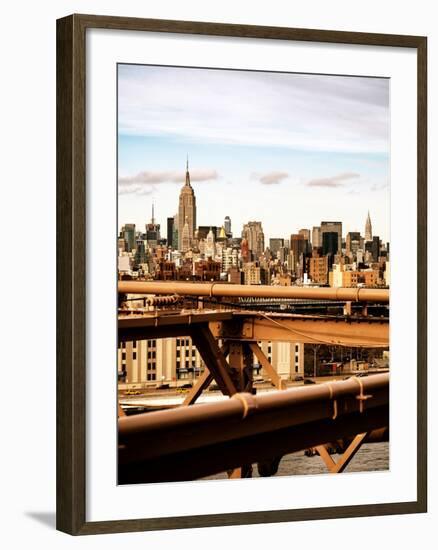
185, 155, 191, 187
178, 156, 196, 251
151, 202, 155, 224
365, 210, 372, 241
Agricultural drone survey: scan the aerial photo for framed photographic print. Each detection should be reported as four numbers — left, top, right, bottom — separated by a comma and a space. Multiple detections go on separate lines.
56, 14, 427, 535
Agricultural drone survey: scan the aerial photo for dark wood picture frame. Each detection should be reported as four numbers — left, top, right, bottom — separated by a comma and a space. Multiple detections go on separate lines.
56, 13, 427, 535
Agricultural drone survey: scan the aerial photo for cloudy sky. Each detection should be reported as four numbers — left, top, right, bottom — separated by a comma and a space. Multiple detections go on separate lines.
118, 64, 390, 243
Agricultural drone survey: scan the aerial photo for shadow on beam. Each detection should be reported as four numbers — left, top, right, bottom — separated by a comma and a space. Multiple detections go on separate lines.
118, 406, 388, 484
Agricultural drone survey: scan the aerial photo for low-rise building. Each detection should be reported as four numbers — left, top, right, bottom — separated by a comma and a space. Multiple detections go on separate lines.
243, 262, 261, 285
329, 263, 379, 287
118, 338, 304, 387
308, 254, 328, 285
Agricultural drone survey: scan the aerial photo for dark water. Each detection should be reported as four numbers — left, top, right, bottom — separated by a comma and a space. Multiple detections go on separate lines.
203, 442, 389, 480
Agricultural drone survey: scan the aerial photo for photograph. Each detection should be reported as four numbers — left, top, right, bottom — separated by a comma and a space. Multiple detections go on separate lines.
116, 63, 391, 484
0, 0, 430, 541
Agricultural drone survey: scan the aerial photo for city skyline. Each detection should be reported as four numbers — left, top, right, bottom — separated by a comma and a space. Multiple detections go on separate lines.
118, 64, 390, 242
118, 178, 388, 247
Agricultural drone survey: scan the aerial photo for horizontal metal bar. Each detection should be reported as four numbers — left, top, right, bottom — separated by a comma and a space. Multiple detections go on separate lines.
118, 281, 389, 303
118, 311, 233, 342
118, 310, 389, 346
119, 373, 389, 467
118, 406, 389, 483
235, 314, 389, 347
119, 310, 233, 328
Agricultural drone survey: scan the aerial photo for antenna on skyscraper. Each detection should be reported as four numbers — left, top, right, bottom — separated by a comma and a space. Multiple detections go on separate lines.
186, 154, 189, 172
151, 202, 155, 224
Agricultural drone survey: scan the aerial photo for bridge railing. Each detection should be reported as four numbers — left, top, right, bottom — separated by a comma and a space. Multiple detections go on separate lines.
118, 373, 389, 483
118, 281, 389, 303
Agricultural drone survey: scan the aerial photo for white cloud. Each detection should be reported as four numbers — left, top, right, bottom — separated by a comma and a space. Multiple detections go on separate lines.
306, 172, 360, 188
252, 171, 289, 185
118, 169, 218, 195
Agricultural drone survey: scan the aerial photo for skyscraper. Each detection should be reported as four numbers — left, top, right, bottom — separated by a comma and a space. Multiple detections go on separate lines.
224, 216, 232, 237
134, 238, 147, 267
312, 226, 321, 248
241, 238, 250, 263
205, 227, 215, 258
290, 234, 308, 261
298, 229, 311, 255
122, 223, 136, 252
365, 235, 381, 261
322, 231, 338, 256
181, 217, 191, 253
346, 231, 361, 256
269, 238, 284, 258
167, 217, 174, 248
290, 234, 308, 277
178, 159, 197, 251
298, 228, 311, 244
242, 221, 265, 260
145, 204, 160, 246
321, 221, 342, 253
365, 211, 373, 241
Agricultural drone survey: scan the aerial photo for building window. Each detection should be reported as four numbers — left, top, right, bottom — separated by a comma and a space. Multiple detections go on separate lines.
122, 352, 126, 360
133, 352, 137, 360
295, 344, 299, 353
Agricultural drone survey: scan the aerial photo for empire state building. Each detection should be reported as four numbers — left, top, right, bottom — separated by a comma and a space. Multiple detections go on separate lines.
178, 159, 197, 251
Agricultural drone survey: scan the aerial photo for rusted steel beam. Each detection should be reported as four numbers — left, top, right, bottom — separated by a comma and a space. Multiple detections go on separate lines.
118, 405, 388, 483
182, 342, 230, 406
228, 342, 254, 393
118, 311, 234, 342
226, 342, 254, 478
316, 432, 368, 473
119, 374, 389, 468
118, 281, 389, 303
305, 427, 389, 458
182, 370, 214, 406
189, 326, 238, 397
119, 311, 234, 327
248, 342, 286, 389
118, 310, 389, 347
119, 324, 190, 342
212, 313, 389, 347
